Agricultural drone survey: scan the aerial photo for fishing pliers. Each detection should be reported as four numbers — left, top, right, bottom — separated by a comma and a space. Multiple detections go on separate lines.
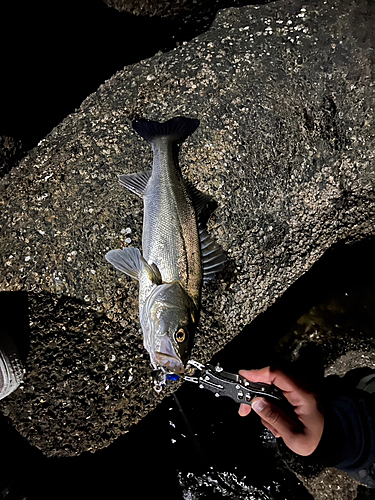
182, 360, 286, 406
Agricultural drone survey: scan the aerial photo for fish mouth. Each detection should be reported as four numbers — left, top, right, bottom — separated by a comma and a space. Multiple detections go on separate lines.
154, 352, 185, 374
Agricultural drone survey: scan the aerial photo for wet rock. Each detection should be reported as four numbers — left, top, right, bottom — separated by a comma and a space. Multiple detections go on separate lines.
297, 468, 359, 500
0, 0, 374, 457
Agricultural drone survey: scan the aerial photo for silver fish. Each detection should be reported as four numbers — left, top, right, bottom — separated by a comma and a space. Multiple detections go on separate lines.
106, 117, 225, 375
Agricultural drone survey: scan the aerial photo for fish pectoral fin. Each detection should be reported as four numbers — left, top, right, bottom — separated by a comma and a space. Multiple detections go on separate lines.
118, 170, 152, 198
149, 263, 163, 285
199, 228, 226, 282
105, 248, 162, 285
105, 247, 146, 281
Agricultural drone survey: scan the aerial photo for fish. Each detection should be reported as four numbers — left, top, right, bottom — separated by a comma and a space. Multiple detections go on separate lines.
106, 117, 225, 376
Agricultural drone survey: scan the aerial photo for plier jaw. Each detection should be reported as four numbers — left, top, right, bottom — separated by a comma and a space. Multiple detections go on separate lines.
151, 367, 181, 393
151, 360, 201, 393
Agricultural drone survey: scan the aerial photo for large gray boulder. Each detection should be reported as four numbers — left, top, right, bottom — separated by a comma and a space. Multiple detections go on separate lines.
0, 0, 374, 457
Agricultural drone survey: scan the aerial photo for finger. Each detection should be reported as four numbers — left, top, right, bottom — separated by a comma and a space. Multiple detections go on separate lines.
251, 397, 303, 437
239, 367, 299, 392
238, 403, 251, 417
239, 367, 314, 408
260, 419, 281, 438
239, 367, 274, 384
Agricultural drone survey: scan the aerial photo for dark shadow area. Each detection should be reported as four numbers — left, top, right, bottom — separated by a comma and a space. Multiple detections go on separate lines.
0, 291, 30, 364
0, 0, 272, 153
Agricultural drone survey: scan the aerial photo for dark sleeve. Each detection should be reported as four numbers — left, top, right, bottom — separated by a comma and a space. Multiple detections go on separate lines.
310, 388, 375, 473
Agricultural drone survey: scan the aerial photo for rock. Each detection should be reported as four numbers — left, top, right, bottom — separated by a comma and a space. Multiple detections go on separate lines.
0, 0, 374, 457
296, 468, 359, 500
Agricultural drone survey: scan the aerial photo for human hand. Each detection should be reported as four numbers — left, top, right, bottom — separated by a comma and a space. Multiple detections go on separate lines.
238, 366, 324, 456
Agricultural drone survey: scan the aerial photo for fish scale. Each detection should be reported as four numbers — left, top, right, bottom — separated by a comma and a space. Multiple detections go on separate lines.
144, 139, 202, 305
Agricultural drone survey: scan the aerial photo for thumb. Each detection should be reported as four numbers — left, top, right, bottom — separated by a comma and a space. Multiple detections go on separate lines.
251, 398, 269, 414
251, 397, 302, 438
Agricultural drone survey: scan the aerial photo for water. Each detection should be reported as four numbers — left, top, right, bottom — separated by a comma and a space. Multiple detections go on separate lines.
169, 388, 312, 500
178, 470, 280, 499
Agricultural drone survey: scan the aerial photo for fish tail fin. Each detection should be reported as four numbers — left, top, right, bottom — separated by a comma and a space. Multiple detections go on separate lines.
132, 117, 200, 144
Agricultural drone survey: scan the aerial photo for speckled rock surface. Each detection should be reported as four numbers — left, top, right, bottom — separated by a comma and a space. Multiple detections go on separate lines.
0, 0, 374, 457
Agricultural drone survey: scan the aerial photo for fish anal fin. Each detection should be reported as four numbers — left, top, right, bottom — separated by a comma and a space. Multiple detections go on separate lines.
118, 170, 152, 197
199, 228, 226, 282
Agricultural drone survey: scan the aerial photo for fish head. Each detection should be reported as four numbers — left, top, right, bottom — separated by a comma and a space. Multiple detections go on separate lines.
141, 282, 197, 375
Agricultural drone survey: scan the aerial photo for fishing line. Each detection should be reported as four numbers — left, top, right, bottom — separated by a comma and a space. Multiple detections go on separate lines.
172, 392, 209, 472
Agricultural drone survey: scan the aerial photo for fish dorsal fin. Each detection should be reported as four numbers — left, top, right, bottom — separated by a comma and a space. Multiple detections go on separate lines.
118, 170, 152, 198
199, 228, 226, 282
105, 247, 161, 284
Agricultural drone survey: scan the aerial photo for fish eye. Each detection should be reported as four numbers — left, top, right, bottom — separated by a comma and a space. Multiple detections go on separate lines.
175, 328, 187, 343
